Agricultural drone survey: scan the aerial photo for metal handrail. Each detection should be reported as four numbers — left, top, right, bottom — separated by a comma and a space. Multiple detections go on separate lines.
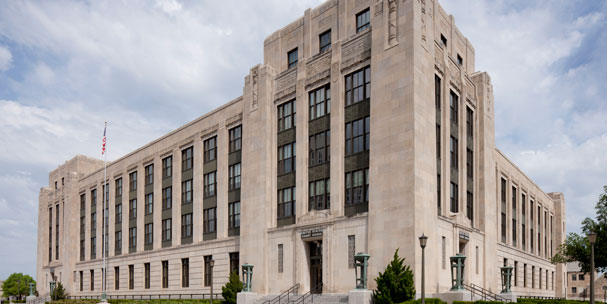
263, 283, 300, 304
293, 283, 323, 304
463, 283, 511, 303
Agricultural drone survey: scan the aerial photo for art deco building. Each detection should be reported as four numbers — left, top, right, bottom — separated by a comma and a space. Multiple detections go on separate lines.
37, 0, 567, 300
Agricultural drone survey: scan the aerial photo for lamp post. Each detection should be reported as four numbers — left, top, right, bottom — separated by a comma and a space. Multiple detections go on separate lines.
210, 259, 215, 304
589, 232, 597, 304
419, 234, 428, 304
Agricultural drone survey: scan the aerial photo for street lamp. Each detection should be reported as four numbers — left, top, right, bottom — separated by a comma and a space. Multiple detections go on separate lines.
210, 259, 215, 304
589, 232, 597, 304
419, 234, 428, 304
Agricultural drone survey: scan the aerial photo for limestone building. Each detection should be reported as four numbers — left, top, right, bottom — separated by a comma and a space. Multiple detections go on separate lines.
36, 0, 567, 300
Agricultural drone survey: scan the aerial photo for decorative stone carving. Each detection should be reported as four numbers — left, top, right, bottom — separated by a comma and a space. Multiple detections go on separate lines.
201, 124, 219, 140
341, 30, 372, 74
331, 63, 339, 83
448, 59, 462, 91
225, 113, 243, 128
388, 0, 398, 46
298, 209, 331, 223
251, 68, 258, 110
374, 0, 383, 17
274, 69, 297, 103
435, 44, 445, 75
420, 0, 427, 43
305, 51, 332, 89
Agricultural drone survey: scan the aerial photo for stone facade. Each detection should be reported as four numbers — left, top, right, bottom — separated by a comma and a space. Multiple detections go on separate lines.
36, 0, 566, 300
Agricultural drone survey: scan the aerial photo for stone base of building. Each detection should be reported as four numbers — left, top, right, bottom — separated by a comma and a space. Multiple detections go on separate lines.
348, 289, 372, 304
26, 295, 37, 304
237, 292, 260, 304
436, 290, 472, 304
498, 292, 517, 302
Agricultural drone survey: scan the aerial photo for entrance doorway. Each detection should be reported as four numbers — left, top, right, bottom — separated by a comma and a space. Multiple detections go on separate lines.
309, 241, 323, 293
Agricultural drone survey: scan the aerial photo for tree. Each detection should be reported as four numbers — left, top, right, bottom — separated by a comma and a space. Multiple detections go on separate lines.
552, 185, 607, 274
373, 249, 415, 304
1, 273, 36, 300
222, 271, 244, 304
51, 281, 67, 300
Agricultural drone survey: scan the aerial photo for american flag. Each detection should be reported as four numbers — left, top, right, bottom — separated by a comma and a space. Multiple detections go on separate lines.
102, 123, 107, 155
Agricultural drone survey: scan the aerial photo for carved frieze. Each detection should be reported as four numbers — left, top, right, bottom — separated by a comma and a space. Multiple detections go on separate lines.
305, 51, 332, 89
274, 68, 297, 103
434, 44, 445, 75
201, 124, 219, 140
387, 0, 398, 46
464, 77, 476, 106
341, 30, 372, 74
250, 67, 259, 110
225, 113, 243, 128
374, 0, 383, 17
448, 58, 462, 91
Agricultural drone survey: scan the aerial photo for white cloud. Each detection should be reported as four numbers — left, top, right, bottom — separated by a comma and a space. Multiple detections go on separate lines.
0, 45, 12, 71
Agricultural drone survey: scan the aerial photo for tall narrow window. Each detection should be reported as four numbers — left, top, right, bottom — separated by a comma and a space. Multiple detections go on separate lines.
278, 187, 296, 218
356, 8, 370, 32
309, 130, 330, 166
277, 100, 296, 132
145, 193, 153, 215
90, 269, 95, 291
145, 164, 153, 185
466, 191, 473, 221
278, 244, 284, 273
348, 235, 356, 268
512, 186, 517, 247
229, 202, 241, 229
204, 137, 217, 162
450, 136, 458, 169
204, 171, 217, 197
181, 213, 192, 238
129, 265, 134, 289
80, 271, 83, 291
115, 231, 122, 251
162, 156, 172, 178
162, 261, 169, 288
475, 246, 479, 274
345, 66, 371, 106
345, 168, 369, 206
229, 163, 241, 190
501, 178, 507, 243
309, 178, 330, 211
530, 200, 535, 252
229, 125, 242, 153
287, 48, 298, 69
144, 223, 153, 246
203, 207, 217, 234
162, 186, 172, 209
514, 261, 518, 286
129, 198, 137, 219
204, 255, 213, 286
162, 218, 172, 241
309, 84, 331, 120
181, 258, 189, 287
450, 182, 458, 213
181, 179, 192, 204
319, 30, 331, 52
129, 227, 136, 249
278, 143, 296, 175
442, 236, 446, 269
345, 117, 370, 155
435, 75, 442, 215
182, 147, 193, 171
450, 91, 459, 124
115, 178, 122, 196
129, 172, 137, 191
144, 263, 150, 289
524, 264, 527, 287
229, 253, 240, 275
116, 203, 122, 223
522, 194, 527, 250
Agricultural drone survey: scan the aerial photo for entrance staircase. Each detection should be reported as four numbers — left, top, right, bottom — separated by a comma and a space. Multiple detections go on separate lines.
463, 283, 512, 302
259, 283, 348, 304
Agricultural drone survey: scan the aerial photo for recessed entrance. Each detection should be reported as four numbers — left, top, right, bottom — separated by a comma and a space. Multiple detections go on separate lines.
309, 240, 323, 293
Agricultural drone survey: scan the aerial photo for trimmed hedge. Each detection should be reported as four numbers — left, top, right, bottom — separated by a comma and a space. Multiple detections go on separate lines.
48, 300, 216, 304
401, 298, 446, 304
453, 301, 504, 304
517, 299, 589, 304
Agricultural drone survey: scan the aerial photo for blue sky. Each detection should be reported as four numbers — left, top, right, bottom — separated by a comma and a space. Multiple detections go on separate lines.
0, 0, 605, 280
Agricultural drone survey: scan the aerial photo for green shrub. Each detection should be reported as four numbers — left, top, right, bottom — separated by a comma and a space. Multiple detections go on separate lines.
50, 282, 67, 300
373, 249, 415, 304
222, 271, 243, 304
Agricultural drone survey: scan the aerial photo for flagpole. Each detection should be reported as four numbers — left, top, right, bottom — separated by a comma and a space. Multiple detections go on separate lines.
101, 122, 108, 303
